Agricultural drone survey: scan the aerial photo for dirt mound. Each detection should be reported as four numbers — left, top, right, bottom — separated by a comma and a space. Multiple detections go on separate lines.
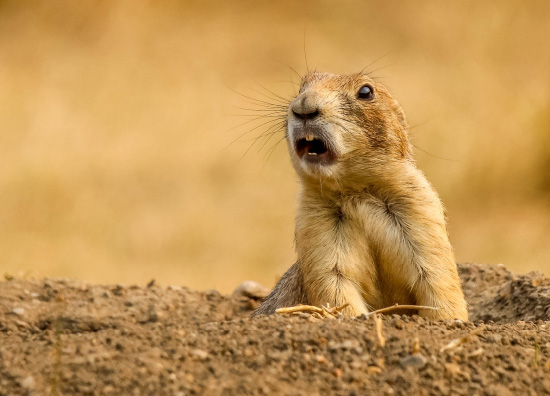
1, 263, 549, 395
460, 263, 550, 323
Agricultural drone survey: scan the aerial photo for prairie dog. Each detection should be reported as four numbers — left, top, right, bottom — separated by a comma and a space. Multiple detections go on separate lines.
253, 72, 468, 320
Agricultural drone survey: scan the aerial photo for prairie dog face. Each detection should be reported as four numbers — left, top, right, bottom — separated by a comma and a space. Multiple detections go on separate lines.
287, 72, 412, 186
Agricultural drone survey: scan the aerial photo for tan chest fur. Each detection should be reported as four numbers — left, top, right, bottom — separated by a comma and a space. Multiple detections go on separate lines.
296, 191, 382, 312
295, 164, 466, 319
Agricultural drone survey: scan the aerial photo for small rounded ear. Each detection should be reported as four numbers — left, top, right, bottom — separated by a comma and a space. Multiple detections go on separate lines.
393, 99, 409, 132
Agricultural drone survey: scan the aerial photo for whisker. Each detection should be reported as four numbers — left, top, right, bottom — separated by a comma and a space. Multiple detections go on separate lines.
227, 77, 293, 163
241, 129, 284, 145
240, 119, 286, 157
365, 64, 394, 76
222, 119, 284, 154
233, 107, 286, 114
257, 123, 286, 152
225, 114, 281, 132
233, 100, 287, 110
275, 79, 300, 88
246, 88, 289, 106
241, 118, 285, 138
360, 51, 393, 75
230, 87, 287, 109
411, 143, 460, 162
252, 120, 286, 141
250, 78, 293, 104
261, 136, 287, 171
230, 118, 286, 150
287, 65, 303, 82
303, 27, 310, 75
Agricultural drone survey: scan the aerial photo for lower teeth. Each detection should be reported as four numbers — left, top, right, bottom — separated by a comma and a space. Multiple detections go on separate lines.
308, 152, 318, 156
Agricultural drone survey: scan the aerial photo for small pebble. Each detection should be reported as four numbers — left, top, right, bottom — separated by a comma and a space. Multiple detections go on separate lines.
393, 318, 405, 330
232, 281, 270, 299
191, 349, 209, 360
12, 308, 25, 316
399, 354, 427, 369
20, 376, 35, 389
367, 366, 382, 374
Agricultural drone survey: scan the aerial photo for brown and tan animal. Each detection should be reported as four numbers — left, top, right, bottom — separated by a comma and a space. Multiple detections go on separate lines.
253, 71, 468, 320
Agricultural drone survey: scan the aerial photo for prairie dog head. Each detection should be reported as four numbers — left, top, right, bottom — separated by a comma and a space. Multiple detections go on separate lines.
287, 72, 412, 188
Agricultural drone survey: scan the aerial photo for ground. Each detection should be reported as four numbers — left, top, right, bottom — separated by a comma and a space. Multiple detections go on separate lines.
1, 263, 550, 396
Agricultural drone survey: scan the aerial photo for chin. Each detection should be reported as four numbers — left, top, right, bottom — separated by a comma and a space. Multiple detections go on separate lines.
296, 157, 340, 180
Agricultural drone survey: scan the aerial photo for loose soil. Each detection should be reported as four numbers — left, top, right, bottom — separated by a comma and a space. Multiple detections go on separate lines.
1, 263, 550, 396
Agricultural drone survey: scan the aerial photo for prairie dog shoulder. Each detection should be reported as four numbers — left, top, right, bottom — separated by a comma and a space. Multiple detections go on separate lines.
254, 72, 467, 320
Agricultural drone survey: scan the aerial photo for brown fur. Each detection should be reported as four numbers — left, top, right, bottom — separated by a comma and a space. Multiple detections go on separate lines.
253, 72, 468, 320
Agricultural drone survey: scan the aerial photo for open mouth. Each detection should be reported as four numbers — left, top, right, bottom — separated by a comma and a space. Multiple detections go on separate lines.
295, 136, 335, 164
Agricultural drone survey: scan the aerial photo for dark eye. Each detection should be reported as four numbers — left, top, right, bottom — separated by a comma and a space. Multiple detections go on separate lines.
358, 85, 374, 101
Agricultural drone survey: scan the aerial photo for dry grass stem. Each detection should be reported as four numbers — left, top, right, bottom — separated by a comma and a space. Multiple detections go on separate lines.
440, 326, 485, 353
276, 303, 438, 321
412, 337, 420, 354
374, 313, 386, 347
362, 304, 439, 319
276, 303, 350, 319
466, 348, 485, 358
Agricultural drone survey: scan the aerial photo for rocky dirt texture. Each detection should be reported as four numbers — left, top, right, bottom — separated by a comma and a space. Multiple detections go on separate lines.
1, 263, 550, 396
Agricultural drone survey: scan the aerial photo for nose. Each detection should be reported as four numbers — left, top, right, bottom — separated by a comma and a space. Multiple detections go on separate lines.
291, 93, 320, 120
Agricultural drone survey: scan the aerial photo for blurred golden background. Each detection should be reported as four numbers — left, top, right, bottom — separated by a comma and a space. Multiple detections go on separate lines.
1, 1, 549, 292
